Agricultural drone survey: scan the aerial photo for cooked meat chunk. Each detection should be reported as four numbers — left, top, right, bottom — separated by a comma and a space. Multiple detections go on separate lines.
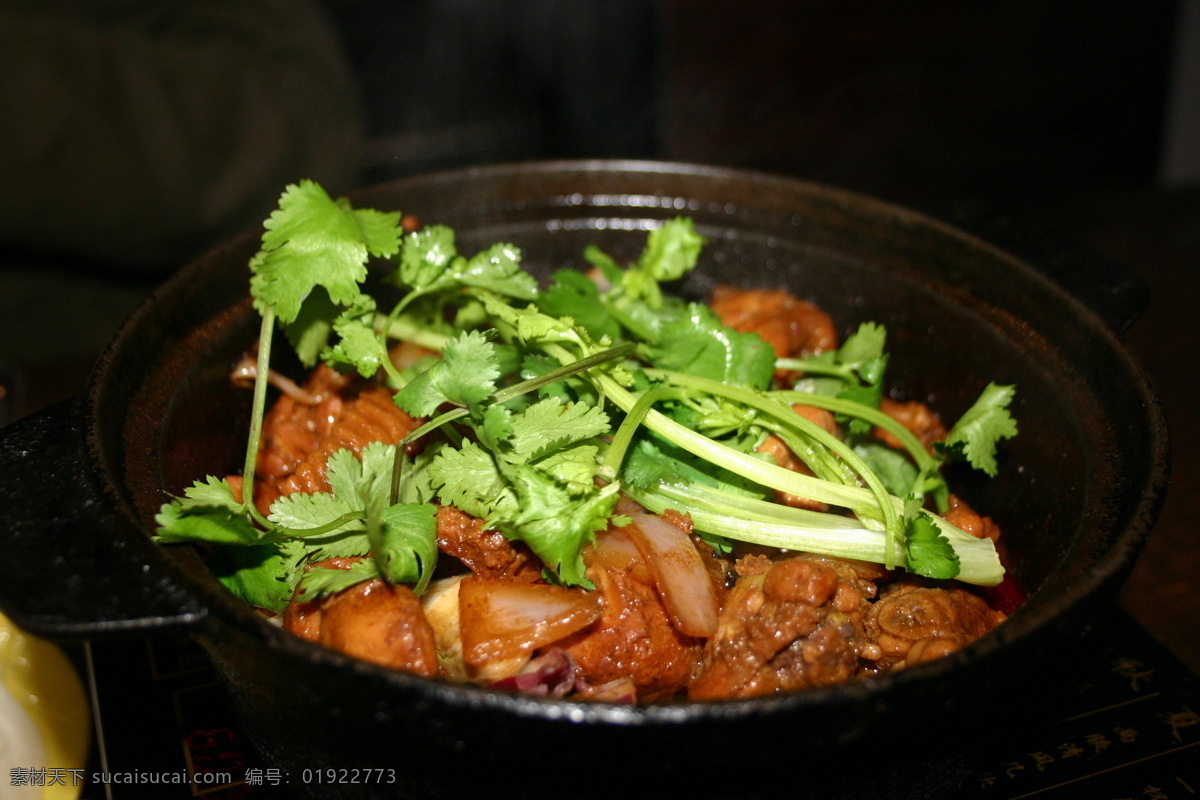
436, 505, 543, 581
941, 494, 1002, 543
248, 365, 422, 513
874, 398, 948, 453
734, 553, 774, 577
710, 286, 838, 360
285, 573, 440, 677
557, 531, 705, 700
755, 403, 843, 511
689, 556, 875, 700
864, 579, 1006, 670
255, 365, 352, 478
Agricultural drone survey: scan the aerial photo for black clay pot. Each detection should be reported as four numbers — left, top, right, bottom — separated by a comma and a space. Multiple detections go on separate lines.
0, 162, 1168, 800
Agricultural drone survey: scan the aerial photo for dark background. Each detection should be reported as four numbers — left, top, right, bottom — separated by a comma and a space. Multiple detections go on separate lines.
1, 1, 1196, 671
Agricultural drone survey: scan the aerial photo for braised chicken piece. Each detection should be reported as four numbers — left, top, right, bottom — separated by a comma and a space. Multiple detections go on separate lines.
555, 528, 707, 701
863, 578, 1006, 670
874, 398, 948, 453
284, 562, 441, 677
249, 364, 422, 514
254, 365, 352, 480
941, 494, 1003, 544
435, 505, 543, 581
689, 556, 877, 700
710, 286, 839, 360
755, 403, 843, 511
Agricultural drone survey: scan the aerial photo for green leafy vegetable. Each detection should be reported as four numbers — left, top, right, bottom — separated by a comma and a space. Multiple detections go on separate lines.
647, 303, 775, 390
938, 382, 1019, 476
154, 477, 260, 546
394, 329, 501, 418
157, 182, 1017, 610
903, 511, 961, 580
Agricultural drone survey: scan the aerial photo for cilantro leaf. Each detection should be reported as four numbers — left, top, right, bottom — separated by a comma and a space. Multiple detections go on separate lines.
154, 477, 259, 545
394, 330, 500, 418
581, 218, 705, 342
583, 243, 624, 286
624, 217, 705, 306
428, 442, 517, 520
297, 531, 372, 560
250, 180, 400, 324
397, 225, 458, 290
267, 490, 359, 536
477, 292, 588, 347
394, 226, 537, 300
519, 352, 601, 405
786, 322, 889, 436
836, 322, 888, 382
457, 243, 538, 299
646, 303, 775, 390
502, 397, 611, 463
904, 513, 961, 580
535, 445, 604, 495
622, 437, 768, 500
297, 558, 383, 599
154, 501, 260, 546
268, 443, 439, 591
938, 383, 1018, 476
327, 444, 395, 507
285, 287, 340, 367
373, 502, 439, 593
853, 442, 921, 499
480, 403, 516, 448
209, 540, 307, 613
539, 269, 624, 341
503, 466, 619, 586
321, 299, 389, 378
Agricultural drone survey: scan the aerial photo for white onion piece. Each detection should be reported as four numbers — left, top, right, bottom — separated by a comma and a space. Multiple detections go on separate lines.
420, 576, 468, 680
589, 528, 643, 569
458, 578, 602, 668
625, 512, 719, 637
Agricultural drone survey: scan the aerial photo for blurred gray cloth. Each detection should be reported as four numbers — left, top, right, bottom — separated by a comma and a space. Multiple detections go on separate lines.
0, 0, 364, 272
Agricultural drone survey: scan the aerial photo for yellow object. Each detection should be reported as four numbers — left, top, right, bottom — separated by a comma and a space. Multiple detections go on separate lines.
0, 614, 90, 800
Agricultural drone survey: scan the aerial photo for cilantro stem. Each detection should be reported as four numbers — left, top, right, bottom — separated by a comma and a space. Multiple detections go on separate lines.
240, 311, 277, 528
641, 369, 904, 567
756, 417, 855, 488
268, 512, 370, 539
494, 342, 636, 404
774, 357, 858, 383
770, 390, 940, 475
600, 385, 687, 480
377, 290, 429, 387
626, 481, 1002, 585
589, 369, 889, 519
379, 314, 452, 352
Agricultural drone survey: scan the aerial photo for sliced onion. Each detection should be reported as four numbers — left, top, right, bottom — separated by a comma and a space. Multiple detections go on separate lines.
625, 512, 719, 638
419, 575, 468, 681
588, 528, 643, 571
458, 577, 602, 668
578, 677, 638, 704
